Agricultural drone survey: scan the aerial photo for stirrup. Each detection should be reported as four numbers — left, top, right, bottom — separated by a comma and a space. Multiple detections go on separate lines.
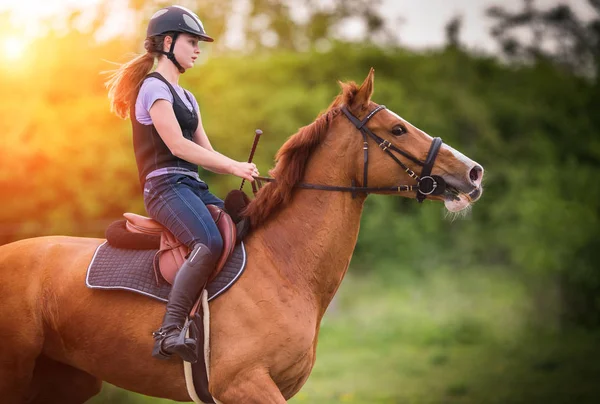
152, 319, 198, 362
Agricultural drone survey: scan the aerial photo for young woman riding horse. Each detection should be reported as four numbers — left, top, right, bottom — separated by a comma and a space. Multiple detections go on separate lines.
105, 5, 259, 363
0, 55, 484, 404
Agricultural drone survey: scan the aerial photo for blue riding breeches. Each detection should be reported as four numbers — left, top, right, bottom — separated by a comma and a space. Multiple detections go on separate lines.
143, 173, 224, 257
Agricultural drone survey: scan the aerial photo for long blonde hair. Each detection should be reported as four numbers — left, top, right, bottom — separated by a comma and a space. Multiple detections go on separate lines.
104, 35, 169, 119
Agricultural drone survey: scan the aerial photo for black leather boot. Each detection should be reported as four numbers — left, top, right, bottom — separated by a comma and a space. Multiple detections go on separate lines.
152, 243, 215, 363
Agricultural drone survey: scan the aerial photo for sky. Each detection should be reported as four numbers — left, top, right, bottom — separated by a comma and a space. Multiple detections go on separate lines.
0, 0, 596, 53
379, 0, 596, 52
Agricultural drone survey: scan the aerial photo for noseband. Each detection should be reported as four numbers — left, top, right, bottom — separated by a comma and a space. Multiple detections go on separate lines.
255, 105, 446, 202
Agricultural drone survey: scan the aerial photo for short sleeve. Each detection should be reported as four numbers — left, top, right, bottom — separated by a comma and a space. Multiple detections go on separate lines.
135, 78, 174, 125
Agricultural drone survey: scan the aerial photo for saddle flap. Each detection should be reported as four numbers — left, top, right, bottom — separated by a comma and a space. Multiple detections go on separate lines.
157, 231, 188, 285
158, 206, 237, 285
123, 212, 164, 236
206, 205, 237, 282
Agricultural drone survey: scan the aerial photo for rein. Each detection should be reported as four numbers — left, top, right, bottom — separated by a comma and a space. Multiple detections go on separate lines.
253, 105, 447, 203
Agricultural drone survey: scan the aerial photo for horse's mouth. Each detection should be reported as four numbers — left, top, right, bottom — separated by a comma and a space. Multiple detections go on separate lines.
442, 184, 482, 212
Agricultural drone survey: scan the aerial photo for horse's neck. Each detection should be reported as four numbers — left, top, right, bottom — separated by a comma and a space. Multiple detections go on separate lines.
255, 138, 366, 318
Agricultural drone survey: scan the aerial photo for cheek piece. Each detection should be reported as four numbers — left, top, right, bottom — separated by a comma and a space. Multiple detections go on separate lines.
157, 33, 186, 74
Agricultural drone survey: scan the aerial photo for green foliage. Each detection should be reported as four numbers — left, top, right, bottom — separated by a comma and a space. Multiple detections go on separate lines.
290, 270, 600, 403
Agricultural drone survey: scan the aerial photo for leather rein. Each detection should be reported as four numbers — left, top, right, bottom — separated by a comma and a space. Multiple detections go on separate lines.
254, 105, 447, 203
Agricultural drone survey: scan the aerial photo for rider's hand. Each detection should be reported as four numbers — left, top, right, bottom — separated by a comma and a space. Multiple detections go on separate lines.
231, 162, 259, 182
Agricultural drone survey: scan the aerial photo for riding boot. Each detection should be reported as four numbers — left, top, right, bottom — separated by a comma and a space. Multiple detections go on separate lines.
152, 243, 215, 363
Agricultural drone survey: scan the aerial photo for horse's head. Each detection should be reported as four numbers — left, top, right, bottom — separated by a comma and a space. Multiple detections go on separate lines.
245, 69, 484, 227
339, 68, 483, 212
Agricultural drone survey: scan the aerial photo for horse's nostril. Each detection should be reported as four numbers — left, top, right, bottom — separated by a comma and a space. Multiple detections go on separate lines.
469, 165, 483, 184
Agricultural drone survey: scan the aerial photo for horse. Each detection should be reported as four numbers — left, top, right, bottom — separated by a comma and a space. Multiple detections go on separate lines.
0, 69, 483, 403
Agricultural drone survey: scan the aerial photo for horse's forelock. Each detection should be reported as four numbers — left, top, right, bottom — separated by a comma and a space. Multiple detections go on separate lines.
330, 81, 360, 109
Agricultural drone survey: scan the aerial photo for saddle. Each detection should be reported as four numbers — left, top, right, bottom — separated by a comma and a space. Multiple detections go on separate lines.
122, 205, 236, 285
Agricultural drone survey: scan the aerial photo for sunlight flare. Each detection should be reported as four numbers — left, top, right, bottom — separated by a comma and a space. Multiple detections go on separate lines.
3, 37, 27, 61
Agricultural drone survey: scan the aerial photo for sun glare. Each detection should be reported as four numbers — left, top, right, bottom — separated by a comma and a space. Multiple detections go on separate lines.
3, 37, 27, 61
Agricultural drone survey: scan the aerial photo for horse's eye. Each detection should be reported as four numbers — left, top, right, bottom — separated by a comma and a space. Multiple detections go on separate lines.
391, 126, 406, 136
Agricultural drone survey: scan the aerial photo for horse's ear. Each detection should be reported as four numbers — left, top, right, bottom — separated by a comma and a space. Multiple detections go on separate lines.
351, 68, 375, 112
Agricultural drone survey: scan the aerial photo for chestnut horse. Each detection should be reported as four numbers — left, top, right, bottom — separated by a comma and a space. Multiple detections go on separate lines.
0, 69, 483, 403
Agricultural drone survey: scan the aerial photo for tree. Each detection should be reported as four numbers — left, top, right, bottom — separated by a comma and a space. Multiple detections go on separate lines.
487, 0, 600, 78
445, 15, 463, 49
98, 0, 392, 52
235, 0, 393, 51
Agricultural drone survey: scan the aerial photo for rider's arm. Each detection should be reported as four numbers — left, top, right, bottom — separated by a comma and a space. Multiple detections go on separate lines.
192, 112, 240, 166
191, 113, 214, 152
149, 100, 247, 178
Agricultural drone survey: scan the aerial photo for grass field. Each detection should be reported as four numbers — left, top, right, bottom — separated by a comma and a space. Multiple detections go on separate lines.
89, 266, 600, 403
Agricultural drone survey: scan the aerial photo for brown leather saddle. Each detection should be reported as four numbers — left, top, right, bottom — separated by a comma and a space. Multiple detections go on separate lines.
122, 205, 236, 285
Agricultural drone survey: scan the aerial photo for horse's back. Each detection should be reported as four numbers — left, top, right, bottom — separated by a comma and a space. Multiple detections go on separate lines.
0, 235, 102, 294
0, 235, 103, 263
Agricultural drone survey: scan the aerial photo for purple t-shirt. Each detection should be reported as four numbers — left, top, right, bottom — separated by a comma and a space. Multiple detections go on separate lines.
135, 77, 200, 125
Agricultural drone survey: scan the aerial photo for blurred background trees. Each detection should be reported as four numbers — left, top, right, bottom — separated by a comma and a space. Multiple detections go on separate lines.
108, 0, 392, 52
487, 0, 600, 77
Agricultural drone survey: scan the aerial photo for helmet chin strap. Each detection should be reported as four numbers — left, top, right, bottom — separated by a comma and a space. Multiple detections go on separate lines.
157, 32, 186, 74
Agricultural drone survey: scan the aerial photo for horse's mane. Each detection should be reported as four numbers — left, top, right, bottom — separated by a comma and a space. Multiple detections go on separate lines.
243, 80, 363, 228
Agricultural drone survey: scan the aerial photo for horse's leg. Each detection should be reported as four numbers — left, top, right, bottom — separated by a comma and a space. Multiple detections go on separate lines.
26, 355, 102, 404
0, 347, 38, 404
211, 370, 287, 404
0, 277, 43, 402
0, 342, 40, 402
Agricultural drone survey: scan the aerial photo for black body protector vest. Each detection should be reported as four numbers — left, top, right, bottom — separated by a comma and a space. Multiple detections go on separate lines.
131, 72, 199, 186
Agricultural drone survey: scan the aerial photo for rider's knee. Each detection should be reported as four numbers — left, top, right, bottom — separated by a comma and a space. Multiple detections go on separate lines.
207, 234, 223, 257
191, 234, 222, 261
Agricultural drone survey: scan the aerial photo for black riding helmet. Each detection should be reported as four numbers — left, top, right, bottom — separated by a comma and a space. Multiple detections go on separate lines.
147, 5, 213, 73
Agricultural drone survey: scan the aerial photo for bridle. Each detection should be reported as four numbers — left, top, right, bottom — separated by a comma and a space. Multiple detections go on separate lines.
255, 104, 447, 202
